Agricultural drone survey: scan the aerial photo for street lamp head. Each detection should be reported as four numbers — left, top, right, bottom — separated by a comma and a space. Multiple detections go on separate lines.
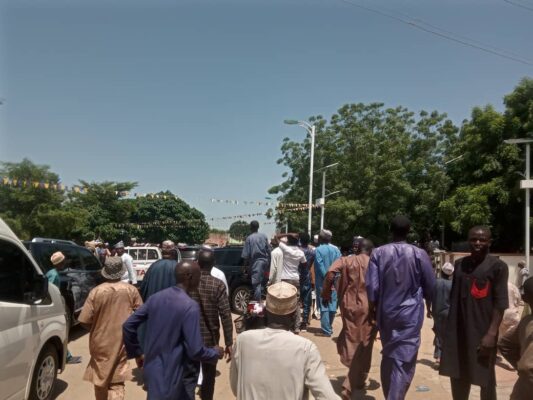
283, 119, 299, 125
504, 138, 533, 144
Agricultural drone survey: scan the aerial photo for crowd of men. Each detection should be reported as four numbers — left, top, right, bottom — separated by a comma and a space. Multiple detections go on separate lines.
47, 216, 533, 400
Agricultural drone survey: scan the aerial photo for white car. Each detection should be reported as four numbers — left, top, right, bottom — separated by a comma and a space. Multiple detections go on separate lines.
0, 218, 68, 400
125, 246, 164, 281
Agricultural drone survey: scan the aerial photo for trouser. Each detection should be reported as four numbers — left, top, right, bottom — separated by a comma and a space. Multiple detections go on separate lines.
251, 258, 268, 301
450, 376, 497, 400
381, 356, 417, 400
200, 361, 218, 400
182, 361, 201, 400
281, 279, 301, 331
343, 327, 378, 396
94, 382, 125, 400
300, 281, 312, 323
320, 311, 336, 336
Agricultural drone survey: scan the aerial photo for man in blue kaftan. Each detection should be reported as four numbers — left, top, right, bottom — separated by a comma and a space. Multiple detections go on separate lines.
314, 229, 341, 336
365, 216, 435, 400
123, 261, 223, 400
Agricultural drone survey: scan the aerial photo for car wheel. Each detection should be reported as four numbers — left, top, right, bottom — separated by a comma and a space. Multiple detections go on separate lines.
29, 344, 58, 400
231, 285, 251, 315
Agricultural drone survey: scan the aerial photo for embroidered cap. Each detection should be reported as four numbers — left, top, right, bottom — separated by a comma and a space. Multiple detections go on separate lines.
101, 256, 126, 280
266, 282, 298, 315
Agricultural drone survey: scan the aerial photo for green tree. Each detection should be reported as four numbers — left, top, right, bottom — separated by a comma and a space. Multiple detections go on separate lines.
66, 180, 138, 243
441, 78, 532, 250
130, 191, 209, 244
229, 220, 249, 240
270, 103, 457, 246
0, 158, 74, 239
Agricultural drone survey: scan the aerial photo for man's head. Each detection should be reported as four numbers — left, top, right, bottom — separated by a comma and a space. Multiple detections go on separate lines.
522, 277, 533, 307
352, 237, 364, 255
114, 241, 125, 256
287, 233, 299, 246
360, 239, 374, 256
441, 262, 455, 278
50, 251, 66, 271
468, 226, 492, 260
265, 282, 298, 330
175, 261, 201, 293
518, 260, 526, 270
390, 215, 411, 240
197, 246, 215, 270
250, 220, 259, 233
318, 229, 332, 244
299, 232, 310, 247
101, 256, 125, 281
161, 240, 177, 260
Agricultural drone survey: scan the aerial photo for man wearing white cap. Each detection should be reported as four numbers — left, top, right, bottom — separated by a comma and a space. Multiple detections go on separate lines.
79, 257, 143, 400
230, 281, 340, 400
432, 262, 454, 365
114, 241, 137, 285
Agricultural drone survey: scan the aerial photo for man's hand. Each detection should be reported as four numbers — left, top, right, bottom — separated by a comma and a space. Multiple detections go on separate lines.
224, 345, 233, 363
322, 295, 330, 307
214, 346, 224, 359
135, 355, 144, 369
479, 333, 497, 355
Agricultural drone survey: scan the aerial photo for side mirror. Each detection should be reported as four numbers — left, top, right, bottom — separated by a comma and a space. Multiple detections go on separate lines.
31, 275, 49, 304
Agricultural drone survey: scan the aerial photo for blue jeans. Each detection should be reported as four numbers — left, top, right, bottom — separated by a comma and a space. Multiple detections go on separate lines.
300, 281, 312, 323
251, 258, 268, 301
320, 310, 336, 336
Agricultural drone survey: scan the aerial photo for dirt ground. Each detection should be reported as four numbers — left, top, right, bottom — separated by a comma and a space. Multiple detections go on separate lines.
54, 313, 518, 399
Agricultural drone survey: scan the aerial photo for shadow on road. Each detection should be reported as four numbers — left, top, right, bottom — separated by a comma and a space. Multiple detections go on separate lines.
329, 376, 379, 400
132, 368, 145, 388
417, 358, 438, 370
52, 378, 68, 399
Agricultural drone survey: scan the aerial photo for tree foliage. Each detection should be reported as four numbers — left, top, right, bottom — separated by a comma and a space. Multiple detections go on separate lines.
129, 191, 209, 244
229, 220, 249, 240
270, 78, 533, 250
0, 161, 209, 244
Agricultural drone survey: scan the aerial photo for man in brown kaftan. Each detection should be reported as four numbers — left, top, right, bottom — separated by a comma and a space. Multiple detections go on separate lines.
78, 257, 143, 400
322, 239, 376, 400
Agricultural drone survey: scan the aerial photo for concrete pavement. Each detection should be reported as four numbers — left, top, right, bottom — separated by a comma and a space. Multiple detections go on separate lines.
54, 314, 518, 399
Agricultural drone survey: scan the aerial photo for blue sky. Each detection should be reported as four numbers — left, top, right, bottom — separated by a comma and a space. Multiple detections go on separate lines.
0, 0, 532, 235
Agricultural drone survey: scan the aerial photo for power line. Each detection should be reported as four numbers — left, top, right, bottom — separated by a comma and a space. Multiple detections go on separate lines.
503, 0, 533, 12
338, 0, 533, 66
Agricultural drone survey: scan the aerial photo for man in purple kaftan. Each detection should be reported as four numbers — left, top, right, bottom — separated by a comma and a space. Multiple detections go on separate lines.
123, 262, 223, 400
365, 216, 435, 400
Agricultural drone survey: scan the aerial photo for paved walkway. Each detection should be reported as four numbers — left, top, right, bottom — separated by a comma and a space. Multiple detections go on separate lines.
56, 313, 518, 399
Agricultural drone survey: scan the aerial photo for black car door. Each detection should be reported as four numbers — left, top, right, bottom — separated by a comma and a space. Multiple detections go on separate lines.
57, 244, 86, 312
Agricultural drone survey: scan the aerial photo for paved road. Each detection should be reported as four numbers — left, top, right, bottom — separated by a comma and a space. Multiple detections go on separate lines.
54, 314, 518, 399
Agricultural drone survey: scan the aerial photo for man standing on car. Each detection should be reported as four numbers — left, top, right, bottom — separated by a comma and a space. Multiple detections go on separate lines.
242, 221, 271, 301
114, 241, 137, 285
79, 256, 143, 400
190, 247, 233, 400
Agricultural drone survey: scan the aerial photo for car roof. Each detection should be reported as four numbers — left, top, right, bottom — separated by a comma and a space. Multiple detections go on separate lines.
31, 237, 78, 246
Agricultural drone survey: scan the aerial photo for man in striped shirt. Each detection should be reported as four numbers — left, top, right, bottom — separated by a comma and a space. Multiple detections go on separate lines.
190, 247, 234, 400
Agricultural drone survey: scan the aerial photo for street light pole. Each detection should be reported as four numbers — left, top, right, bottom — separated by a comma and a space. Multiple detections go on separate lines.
284, 119, 316, 236
315, 162, 339, 231
505, 138, 533, 270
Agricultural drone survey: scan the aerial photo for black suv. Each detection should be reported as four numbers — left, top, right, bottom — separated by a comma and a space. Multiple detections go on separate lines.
23, 238, 103, 326
214, 246, 269, 314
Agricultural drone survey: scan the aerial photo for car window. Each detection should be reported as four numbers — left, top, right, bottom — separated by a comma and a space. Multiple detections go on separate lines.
0, 239, 37, 303
80, 248, 101, 271
137, 249, 147, 261
215, 249, 243, 266
32, 243, 60, 273
58, 244, 84, 270
147, 249, 159, 260
128, 249, 138, 260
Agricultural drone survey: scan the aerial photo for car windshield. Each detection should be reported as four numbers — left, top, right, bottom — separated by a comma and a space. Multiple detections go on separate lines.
179, 248, 198, 260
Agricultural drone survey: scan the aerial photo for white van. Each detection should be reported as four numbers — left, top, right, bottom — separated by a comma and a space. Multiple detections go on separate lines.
0, 218, 68, 400
125, 246, 163, 281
